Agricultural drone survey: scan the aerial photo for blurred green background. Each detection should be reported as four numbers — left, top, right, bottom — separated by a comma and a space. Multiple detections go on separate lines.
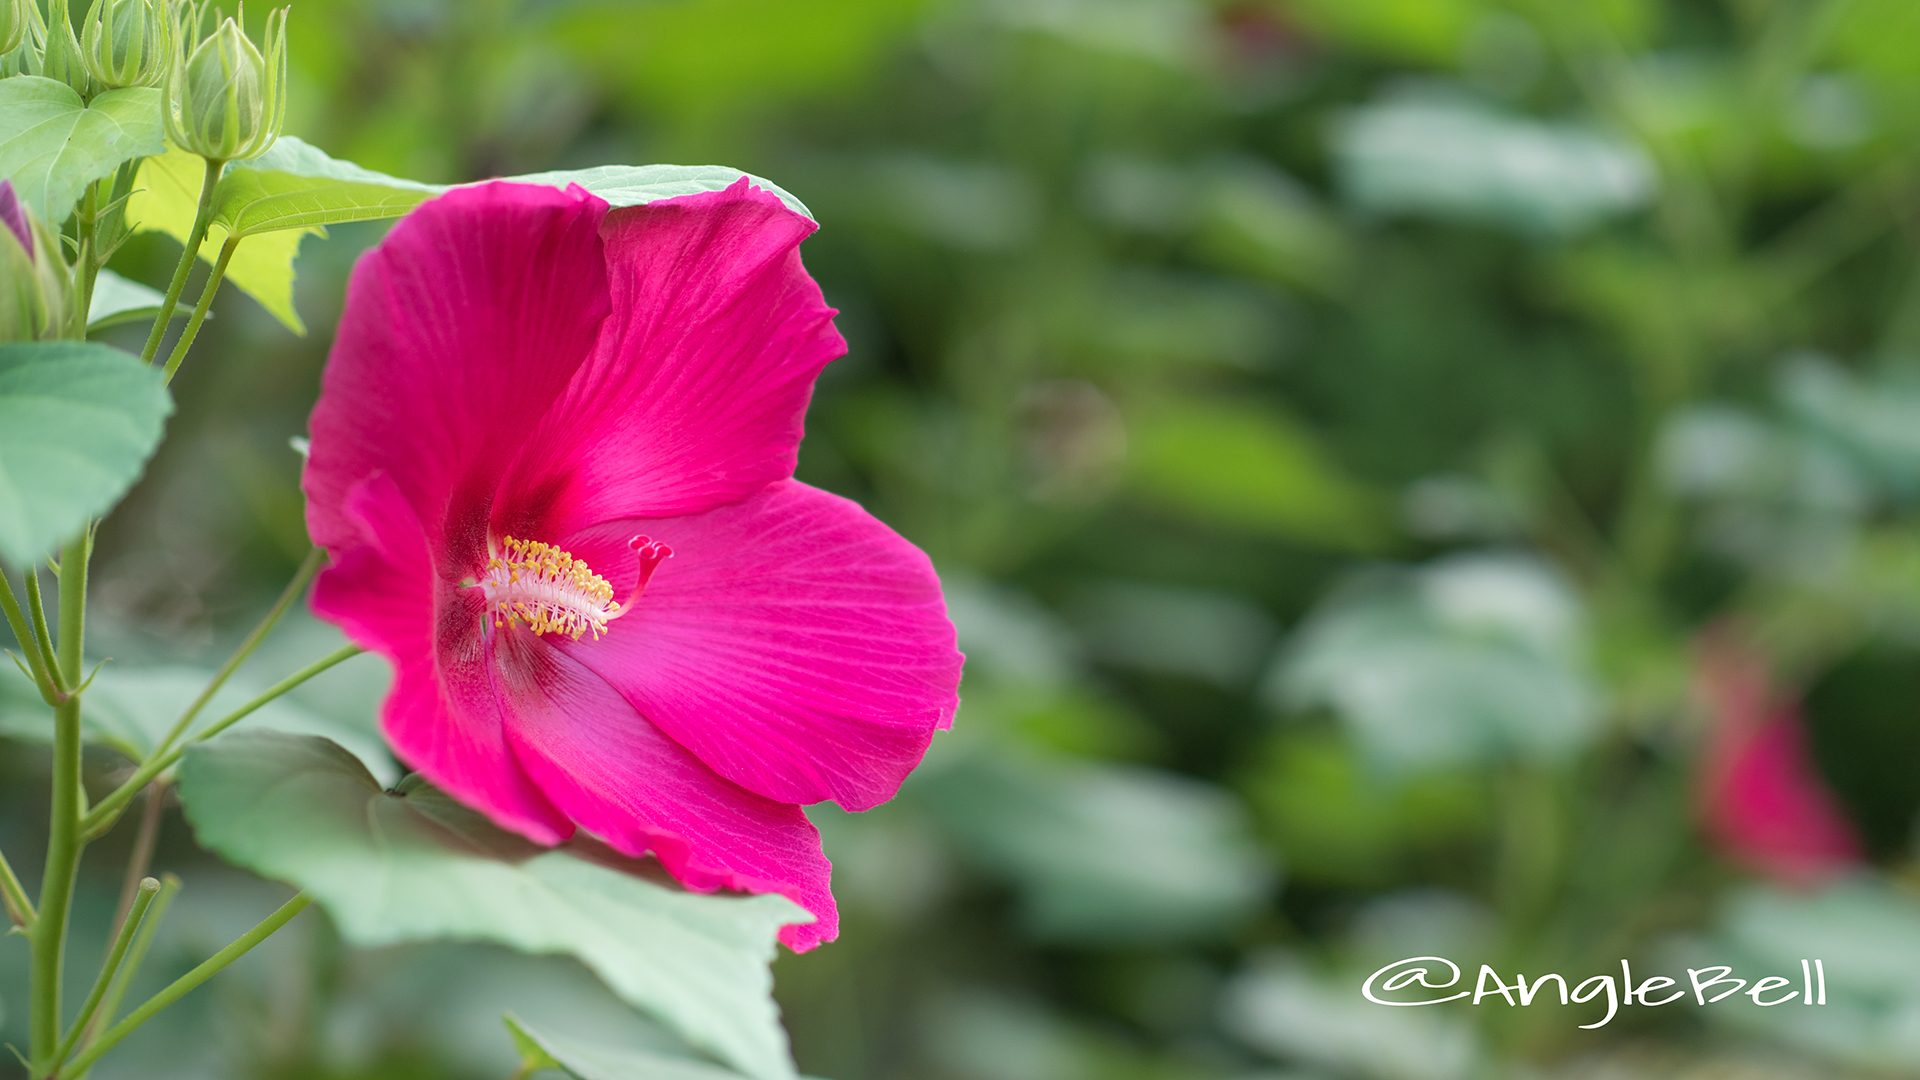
9, 0, 1920, 1076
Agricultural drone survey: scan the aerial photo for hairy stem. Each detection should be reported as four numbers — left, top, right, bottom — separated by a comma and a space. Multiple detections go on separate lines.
24, 568, 61, 695
81, 874, 179, 1065
64, 894, 313, 1078
139, 158, 226, 365
53, 878, 159, 1068
84, 643, 363, 839
0, 568, 62, 704
161, 235, 239, 384
30, 531, 93, 1067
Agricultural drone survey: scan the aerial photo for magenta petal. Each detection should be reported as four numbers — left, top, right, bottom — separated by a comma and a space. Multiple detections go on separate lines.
495, 180, 846, 539
314, 475, 572, 845
494, 634, 837, 950
304, 182, 611, 565
560, 481, 963, 812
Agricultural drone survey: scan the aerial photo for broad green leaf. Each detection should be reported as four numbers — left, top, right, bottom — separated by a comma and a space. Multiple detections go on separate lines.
911, 748, 1275, 943
506, 164, 814, 221
1126, 400, 1392, 550
0, 341, 170, 564
177, 732, 805, 1080
0, 662, 394, 784
1682, 881, 1920, 1069
87, 268, 180, 331
0, 78, 165, 222
1271, 553, 1599, 769
212, 136, 440, 235
1332, 89, 1654, 238
507, 1015, 753, 1080
127, 148, 319, 334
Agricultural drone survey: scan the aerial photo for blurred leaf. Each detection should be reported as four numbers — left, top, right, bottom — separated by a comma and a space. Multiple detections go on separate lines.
1679, 879, 1920, 1070
551, 0, 929, 126
1065, 581, 1277, 687
0, 78, 165, 222
914, 748, 1275, 943
1194, 159, 1351, 293
1224, 957, 1483, 1080
1781, 358, 1920, 500
0, 341, 170, 564
1125, 399, 1393, 550
0, 663, 393, 784
1238, 735, 1485, 885
1332, 88, 1654, 237
129, 148, 321, 334
177, 732, 805, 1080
1272, 553, 1599, 768
87, 269, 181, 332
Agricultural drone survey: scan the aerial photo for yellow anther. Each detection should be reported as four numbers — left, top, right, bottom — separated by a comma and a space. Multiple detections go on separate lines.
480, 536, 619, 641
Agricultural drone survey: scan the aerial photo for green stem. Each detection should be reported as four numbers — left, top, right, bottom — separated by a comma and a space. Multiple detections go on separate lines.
83, 643, 363, 839
138, 158, 225, 365
126, 548, 324, 791
70, 185, 99, 340
0, 569, 62, 705
29, 532, 92, 1065
82, 874, 178, 1066
24, 568, 62, 696
53, 878, 159, 1068
0, 844, 34, 929
63, 894, 312, 1078
161, 235, 238, 384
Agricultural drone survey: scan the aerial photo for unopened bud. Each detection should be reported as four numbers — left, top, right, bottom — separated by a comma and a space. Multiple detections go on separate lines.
0, 0, 30, 58
42, 0, 95, 95
164, 5, 286, 162
0, 182, 76, 343
82, 0, 171, 90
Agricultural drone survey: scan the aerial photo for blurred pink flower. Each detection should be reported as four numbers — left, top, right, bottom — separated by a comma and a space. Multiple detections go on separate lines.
1696, 633, 1860, 887
302, 180, 963, 949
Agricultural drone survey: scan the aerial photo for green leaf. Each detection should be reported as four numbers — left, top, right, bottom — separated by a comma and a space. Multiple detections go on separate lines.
1683, 881, 1920, 1069
1126, 399, 1392, 550
177, 732, 805, 1080
212, 136, 441, 235
1271, 553, 1599, 769
0, 341, 170, 565
127, 148, 319, 334
1332, 88, 1654, 238
506, 164, 814, 221
0, 78, 165, 222
506, 1015, 754, 1080
0, 663, 394, 784
912, 748, 1275, 944
87, 268, 181, 331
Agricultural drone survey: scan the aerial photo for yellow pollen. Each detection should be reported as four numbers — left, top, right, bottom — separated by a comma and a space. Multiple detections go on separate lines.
482, 536, 620, 641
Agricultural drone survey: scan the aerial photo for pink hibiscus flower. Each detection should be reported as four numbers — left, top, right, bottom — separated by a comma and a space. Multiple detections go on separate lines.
301, 180, 963, 949
1695, 632, 1860, 887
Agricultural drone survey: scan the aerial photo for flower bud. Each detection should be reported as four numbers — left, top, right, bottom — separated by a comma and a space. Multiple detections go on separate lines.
0, 0, 30, 58
41, 0, 95, 95
0, 182, 76, 343
82, 0, 171, 90
164, 5, 286, 163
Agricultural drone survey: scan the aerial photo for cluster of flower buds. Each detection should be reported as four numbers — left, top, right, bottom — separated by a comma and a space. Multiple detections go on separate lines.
82, 0, 171, 89
0, 182, 75, 343
3, 0, 289, 163
164, 1, 288, 162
